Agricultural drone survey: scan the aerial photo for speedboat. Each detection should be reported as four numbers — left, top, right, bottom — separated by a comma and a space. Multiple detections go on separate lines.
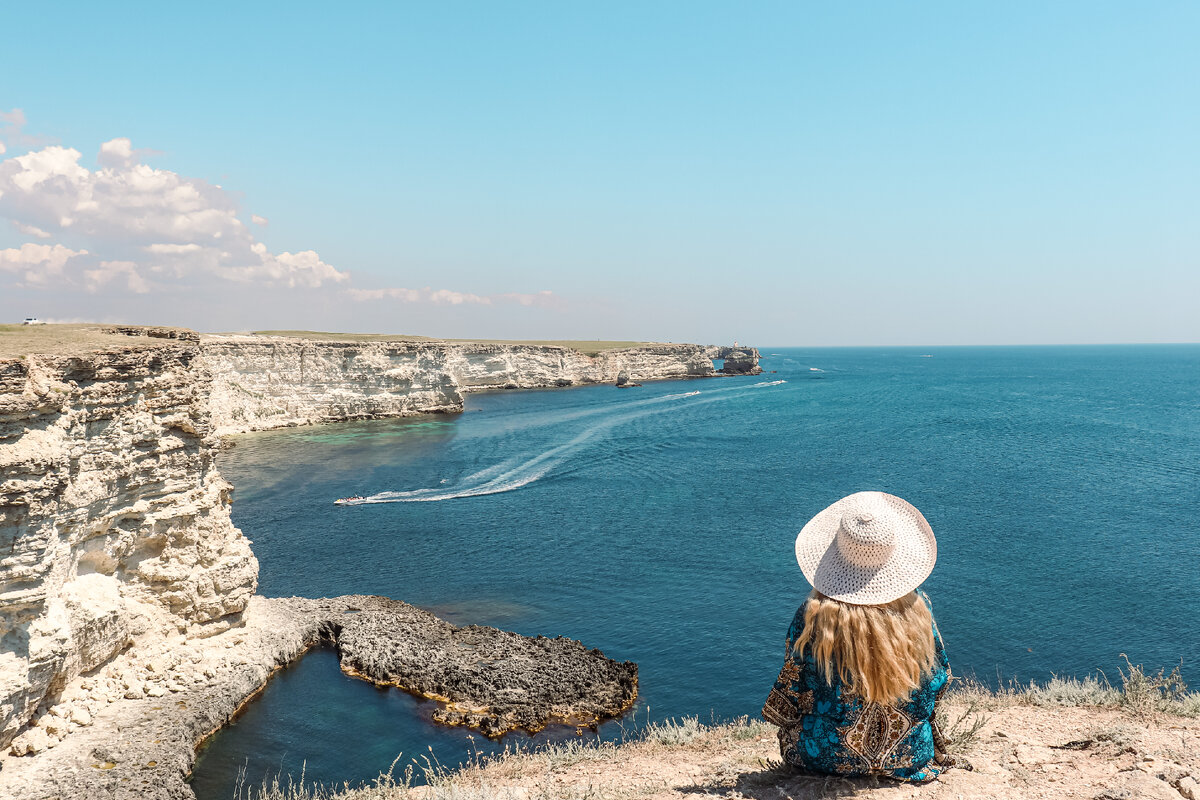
334, 494, 367, 506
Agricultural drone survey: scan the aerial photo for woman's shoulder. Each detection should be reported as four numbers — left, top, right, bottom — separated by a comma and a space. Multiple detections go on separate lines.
785, 600, 809, 642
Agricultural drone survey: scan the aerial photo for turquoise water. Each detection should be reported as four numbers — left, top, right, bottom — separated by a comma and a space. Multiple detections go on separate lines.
191, 345, 1200, 798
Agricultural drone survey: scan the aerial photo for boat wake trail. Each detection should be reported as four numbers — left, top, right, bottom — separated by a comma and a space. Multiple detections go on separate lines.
348, 383, 779, 504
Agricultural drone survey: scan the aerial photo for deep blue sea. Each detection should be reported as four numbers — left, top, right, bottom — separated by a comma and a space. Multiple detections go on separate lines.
190, 345, 1200, 799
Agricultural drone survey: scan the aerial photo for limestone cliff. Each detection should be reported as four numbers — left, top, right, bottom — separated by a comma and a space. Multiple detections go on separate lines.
201, 335, 758, 436
0, 337, 258, 749
0, 326, 756, 757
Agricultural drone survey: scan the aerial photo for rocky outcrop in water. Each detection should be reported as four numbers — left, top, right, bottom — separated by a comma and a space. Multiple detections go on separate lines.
335, 596, 637, 736
718, 348, 762, 375
200, 336, 742, 435
0, 594, 637, 800
0, 339, 258, 751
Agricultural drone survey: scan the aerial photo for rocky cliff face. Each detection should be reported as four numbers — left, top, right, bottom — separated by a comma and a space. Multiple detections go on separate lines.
200, 336, 743, 435
0, 327, 756, 756
0, 341, 258, 749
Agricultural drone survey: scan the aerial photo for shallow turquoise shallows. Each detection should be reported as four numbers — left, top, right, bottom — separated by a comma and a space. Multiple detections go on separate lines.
190, 345, 1200, 799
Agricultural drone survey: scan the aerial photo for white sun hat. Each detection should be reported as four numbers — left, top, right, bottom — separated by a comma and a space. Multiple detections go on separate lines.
794, 491, 937, 605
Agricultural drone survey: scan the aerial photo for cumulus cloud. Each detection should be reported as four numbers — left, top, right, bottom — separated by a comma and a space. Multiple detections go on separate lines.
0, 112, 563, 320
0, 243, 90, 287
0, 126, 348, 295
345, 286, 561, 308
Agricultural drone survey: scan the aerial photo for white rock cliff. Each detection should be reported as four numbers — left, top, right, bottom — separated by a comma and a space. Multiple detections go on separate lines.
0, 340, 258, 749
200, 335, 746, 436
0, 329, 757, 753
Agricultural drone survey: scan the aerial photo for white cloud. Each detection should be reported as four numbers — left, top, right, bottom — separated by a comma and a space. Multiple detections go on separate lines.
0, 135, 348, 295
97, 137, 135, 167
0, 243, 89, 287
12, 221, 52, 239
84, 260, 150, 294
346, 286, 562, 308
345, 287, 424, 302
0, 115, 562, 322
0, 108, 50, 151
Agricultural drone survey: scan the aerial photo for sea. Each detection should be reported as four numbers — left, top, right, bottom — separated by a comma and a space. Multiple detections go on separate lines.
189, 345, 1200, 799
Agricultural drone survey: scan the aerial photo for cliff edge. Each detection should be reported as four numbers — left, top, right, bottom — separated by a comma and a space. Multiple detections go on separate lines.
0, 324, 753, 796
200, 333, 761, 436
0, 329, 258, 751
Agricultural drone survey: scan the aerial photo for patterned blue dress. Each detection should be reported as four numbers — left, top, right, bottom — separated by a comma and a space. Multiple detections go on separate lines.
761, 592, 951, 782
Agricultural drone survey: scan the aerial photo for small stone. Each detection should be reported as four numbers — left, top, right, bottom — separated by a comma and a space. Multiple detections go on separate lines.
15, 727, 52, 755
42, 717, 68, 737
1179, 776, 1199, 800
123, 687, 144, 700
145, 686, 167, 698
70, 707, 93, 726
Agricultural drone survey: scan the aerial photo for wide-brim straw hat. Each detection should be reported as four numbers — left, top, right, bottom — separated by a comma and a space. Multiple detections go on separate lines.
794, 491, 937, 605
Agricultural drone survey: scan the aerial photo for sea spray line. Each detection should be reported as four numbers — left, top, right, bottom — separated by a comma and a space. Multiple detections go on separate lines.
458, 386, 721, 440
346, 383, 782, 504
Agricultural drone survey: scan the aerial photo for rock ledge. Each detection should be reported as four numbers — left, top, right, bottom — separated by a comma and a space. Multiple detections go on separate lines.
0, 595, 637, 800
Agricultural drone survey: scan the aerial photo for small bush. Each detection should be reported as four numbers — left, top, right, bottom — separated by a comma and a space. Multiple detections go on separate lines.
642, 715, 703, 746
1025, 675, 1121, 708
1117, 655, 1200, 718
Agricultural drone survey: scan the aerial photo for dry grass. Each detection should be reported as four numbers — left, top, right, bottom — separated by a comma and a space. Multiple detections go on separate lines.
235, 716, 772, 800
237, 661, 1200, 800
952, 655, 1200, 719
1, 325, 662, 359
240, 331, 659, 356
0, 323, 196, 358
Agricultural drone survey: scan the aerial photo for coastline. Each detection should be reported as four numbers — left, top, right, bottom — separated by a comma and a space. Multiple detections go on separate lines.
0, 596, 637, 800
0, 324, 752, 799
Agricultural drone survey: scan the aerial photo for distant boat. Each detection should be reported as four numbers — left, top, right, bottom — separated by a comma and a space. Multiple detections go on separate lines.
334, 495, 367, 506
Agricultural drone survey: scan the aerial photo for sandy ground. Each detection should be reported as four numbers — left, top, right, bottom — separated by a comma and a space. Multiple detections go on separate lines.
371, 703, 1199, 800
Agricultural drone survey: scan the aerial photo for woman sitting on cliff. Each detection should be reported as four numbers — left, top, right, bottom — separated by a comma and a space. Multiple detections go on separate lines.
762, 491, 965, 782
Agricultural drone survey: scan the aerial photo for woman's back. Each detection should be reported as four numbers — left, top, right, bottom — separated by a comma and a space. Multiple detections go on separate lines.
764, 491, 957, 782
763, 591, 950, 782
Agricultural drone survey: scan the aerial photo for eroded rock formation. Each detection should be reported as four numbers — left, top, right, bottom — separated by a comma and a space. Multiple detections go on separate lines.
0, 340, 258, 750
716, 347, 763, 375
335, 595, 637, 736
0, 595, 637, 800
200, 335, 734, 435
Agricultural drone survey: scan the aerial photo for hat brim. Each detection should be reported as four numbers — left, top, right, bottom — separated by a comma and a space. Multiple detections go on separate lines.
794, 491, 937, 605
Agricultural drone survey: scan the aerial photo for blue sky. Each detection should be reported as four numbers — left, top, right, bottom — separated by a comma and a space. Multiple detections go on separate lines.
1, 1, 1196, 345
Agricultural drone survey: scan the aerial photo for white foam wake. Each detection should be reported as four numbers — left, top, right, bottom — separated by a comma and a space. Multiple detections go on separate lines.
345, 381, 782, 504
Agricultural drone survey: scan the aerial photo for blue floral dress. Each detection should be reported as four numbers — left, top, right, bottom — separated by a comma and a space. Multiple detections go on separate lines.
761, 592, 951, 782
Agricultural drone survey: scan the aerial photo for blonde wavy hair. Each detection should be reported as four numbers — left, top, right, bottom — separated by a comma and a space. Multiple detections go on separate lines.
792, 590, 937, 705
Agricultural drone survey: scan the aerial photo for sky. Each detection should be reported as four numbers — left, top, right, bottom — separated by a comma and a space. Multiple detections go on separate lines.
1, 1, 1197, 346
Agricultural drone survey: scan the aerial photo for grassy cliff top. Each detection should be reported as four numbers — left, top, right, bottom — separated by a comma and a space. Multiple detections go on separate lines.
238, 666, 1200, 800
0, 324, 197, 359
232, 330, 662, 356
2, 326, 664, 359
